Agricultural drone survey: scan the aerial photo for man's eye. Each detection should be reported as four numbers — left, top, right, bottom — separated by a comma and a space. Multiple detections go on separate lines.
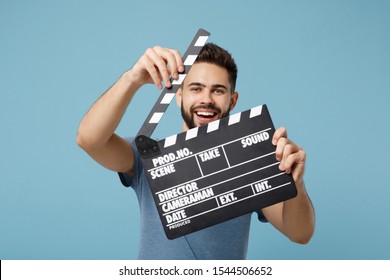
191, 87, 200, 92
214, 89, 224, 94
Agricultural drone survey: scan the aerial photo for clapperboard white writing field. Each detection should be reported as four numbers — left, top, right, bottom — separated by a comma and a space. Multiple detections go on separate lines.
135, 29, 297, 239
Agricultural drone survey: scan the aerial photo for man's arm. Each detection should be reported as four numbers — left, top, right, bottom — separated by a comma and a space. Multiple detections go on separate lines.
76, 47, 184, 175
261, 127, 315, 244
76, 72, 139, 174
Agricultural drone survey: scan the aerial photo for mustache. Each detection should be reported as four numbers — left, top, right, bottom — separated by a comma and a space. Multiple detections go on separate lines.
190, 104, 221, 114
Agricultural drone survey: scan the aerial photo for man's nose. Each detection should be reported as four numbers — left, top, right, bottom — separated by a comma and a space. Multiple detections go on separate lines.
200, 90, 214, 104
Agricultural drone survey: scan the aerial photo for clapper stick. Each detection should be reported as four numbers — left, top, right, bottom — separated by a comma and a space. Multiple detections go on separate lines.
137, 28, 210, 138
135, 29, 297, 239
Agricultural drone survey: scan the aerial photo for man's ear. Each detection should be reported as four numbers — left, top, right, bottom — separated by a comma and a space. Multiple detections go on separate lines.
229, 91, 239, 111
176, 87, 182, 107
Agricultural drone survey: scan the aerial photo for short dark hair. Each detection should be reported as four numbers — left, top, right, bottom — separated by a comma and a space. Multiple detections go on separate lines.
195, 43, 238, 92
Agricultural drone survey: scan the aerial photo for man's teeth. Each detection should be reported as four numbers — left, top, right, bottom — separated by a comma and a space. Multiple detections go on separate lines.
196, 112, 215, 117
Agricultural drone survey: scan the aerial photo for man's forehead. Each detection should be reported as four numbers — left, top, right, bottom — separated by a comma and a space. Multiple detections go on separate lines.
184, 63, 230, 87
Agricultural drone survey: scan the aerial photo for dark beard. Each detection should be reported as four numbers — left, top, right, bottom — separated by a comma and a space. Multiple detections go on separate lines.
181, 101, 230, 130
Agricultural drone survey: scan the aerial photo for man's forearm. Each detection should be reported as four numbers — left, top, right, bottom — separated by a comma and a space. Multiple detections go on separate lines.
77, 71, 140, 149
282, 182, 315, 244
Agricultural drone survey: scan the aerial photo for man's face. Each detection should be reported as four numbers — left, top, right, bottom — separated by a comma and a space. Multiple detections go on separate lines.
176, 62, 238, 131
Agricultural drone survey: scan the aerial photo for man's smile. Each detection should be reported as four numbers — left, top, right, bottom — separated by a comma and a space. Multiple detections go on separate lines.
192, 106, 221, 124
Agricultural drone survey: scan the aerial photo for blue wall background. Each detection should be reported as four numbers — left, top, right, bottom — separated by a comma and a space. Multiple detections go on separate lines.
1, 0, 389, 259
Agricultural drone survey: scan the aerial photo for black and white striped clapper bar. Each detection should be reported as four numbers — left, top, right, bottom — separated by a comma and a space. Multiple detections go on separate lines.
135, 29, 297, 239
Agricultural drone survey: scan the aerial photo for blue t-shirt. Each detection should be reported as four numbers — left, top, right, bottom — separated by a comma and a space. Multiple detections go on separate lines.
119, 138, 266, 259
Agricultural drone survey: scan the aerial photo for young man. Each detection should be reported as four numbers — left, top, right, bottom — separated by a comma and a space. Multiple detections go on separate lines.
77, 43, 315, 259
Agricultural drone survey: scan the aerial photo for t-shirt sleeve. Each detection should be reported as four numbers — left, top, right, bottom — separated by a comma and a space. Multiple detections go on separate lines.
118, 137, 140, 188
255, 209, 268, 223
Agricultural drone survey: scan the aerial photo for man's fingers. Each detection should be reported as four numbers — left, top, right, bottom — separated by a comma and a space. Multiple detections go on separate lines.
140, 54, 162, 89
152, 46, 183, 86
272, 127, 287, 145
275, 137, 288, 161
280, 149, 306, 174
147, 46, 172, 88
167, 48, 184, 77
273, 126, 306, 183
139, 46, 184, 90
276, 138, 300, 172
281, 142, 299, 165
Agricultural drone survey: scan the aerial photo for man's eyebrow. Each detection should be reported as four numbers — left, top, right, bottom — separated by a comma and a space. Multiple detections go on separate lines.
187, 82, 206, 87
187, 82, 228, 90
211, 84, 228, 90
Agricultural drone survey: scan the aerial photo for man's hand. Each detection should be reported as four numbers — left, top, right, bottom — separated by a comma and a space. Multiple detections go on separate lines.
262, 127, 314, 244
77, 46, 183, 175
272, 127, 306, 187
128, 46, 184, 90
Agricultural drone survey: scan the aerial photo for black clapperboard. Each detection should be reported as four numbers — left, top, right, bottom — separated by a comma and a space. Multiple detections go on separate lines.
135, 29, 297, 239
